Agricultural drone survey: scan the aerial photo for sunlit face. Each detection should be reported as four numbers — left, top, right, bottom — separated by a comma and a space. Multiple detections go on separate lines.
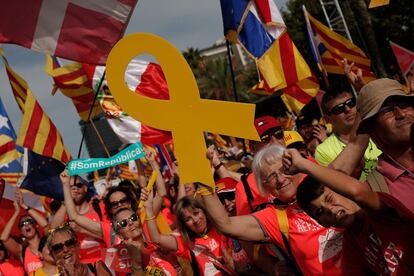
182, 207, 207, 235
307, 187, 360, 228
372, 98, 414, 148
50, 232, 79, 266
19, 216, 37, 240
109, 191, 131, 214
184, 183, 196, 197
261, 160, 297, 202
252, 127, 285, 153
115, 210, 142, 240
325, 93, 356, 132
70, 178, 87, 205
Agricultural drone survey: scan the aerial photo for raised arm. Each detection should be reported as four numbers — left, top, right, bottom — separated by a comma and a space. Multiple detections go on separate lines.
49, 204, 67, 229
283, 149, 381, 212
0, 199, 22, 257
60, 170, 103, 237
206, 145, 242, 181
15, 189, 49, 230
328, 113, 371, 176
197, 188, 265, 242
145, 150, 166, 215
142, 189, 178, 251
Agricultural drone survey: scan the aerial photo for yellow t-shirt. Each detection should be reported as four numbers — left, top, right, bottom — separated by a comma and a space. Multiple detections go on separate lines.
30, 267, 59, 276
315, 134, 382, 181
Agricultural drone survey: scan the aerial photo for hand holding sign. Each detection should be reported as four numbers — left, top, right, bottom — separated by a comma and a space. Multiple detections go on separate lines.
106, 33, 259, 187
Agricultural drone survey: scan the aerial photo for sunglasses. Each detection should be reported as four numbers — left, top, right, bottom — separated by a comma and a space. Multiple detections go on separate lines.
71, 182, 84, 189
116, 213, 138, 229
218, 192, 236, 204
377, 102, 412, 118
50, 238, 77, 254
260, 129, 284, 143
329, 98, 356, 115
19, 218, 35, 228
110, 197, 129, 209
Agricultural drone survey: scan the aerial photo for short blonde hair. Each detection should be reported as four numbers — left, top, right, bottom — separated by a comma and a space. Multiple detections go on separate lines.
252, 144, 285, 195
46, 224, 77, 251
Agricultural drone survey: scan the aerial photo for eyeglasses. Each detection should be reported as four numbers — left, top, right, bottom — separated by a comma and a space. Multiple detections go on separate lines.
377, 102, 412, 118
71, 182, 84, 189
50, 238, 77, 254
218, 192, 236, 204
110, 197, 129, 209
116, 213, 138, 229
19, 218, 35, 228
260, 128, 284, 143
329, 98, 356, 115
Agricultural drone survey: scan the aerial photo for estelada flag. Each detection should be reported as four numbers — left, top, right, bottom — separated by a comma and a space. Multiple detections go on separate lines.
0, 0, 138, 64
389, 41, 414, 77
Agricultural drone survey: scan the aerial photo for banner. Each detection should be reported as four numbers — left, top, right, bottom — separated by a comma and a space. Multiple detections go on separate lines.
68, 142, 144, 175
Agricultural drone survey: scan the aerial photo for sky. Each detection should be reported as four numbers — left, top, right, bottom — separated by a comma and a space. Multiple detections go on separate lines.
0, 0, 287, 159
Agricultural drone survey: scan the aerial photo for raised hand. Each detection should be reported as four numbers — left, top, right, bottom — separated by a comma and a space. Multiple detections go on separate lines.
60, 169, 71, 187
282, 149, 307, 175
341, 58, 365, 91
312, 125, 327, 143
141, 188, 154, 210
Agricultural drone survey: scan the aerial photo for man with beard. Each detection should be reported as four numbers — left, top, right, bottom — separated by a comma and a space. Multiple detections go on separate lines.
333, 78, 414, 213
315, 89, 381, 181
51, 176, 107, 264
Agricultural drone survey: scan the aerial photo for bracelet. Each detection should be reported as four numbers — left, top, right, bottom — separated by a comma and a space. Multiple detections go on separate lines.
214, 162, 224, 171
145, 215, 156, 221
25, 206, 31, 212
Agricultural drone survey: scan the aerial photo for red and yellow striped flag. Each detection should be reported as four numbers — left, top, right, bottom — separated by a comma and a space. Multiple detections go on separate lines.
257, 32, 313, 91
2, 56, 71, 164
44, 55, 102, 121
306, 12, 376, 83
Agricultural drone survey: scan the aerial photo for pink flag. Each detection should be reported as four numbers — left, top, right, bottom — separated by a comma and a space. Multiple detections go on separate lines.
390, 41, 414, 77
0, 0, 138, 65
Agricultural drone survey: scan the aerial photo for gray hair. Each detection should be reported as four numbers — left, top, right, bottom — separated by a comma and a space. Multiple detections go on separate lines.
252, 144, 285, 195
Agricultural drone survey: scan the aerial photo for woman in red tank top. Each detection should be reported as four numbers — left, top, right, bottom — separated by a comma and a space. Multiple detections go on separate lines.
0, 190, 48, 275
0, 241, 24, 276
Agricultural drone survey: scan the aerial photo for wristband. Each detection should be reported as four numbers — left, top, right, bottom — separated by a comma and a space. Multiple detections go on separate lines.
145, 215, 156, 221
214, 162, 224, 171
25, 206, 31, 212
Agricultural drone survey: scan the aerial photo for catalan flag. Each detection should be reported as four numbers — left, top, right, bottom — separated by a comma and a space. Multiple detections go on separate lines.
221, 0, 312, 90
2, 54, 71, 164
0, 96, 22, 165
0, 159, 23, 185
305, 10, 376, 82
44, 55, 102, 121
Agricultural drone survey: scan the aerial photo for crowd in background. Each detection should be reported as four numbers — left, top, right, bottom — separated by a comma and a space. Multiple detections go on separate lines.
0, 60, 413, 276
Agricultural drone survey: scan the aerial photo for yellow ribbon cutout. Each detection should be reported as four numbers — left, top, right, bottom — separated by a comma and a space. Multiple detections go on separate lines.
106, 33, 259, 187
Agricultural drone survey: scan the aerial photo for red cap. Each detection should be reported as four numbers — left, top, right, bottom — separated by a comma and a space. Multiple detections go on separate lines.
215, 177, 238, 194
254, 116, 282, 136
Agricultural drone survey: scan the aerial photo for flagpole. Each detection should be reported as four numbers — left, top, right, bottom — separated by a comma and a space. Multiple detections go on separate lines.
225, 40, 247, 153
89, 119, 111, 157
76, 70, 106, 160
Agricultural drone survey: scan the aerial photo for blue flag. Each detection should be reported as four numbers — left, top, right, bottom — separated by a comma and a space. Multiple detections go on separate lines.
21, 151, 65, 201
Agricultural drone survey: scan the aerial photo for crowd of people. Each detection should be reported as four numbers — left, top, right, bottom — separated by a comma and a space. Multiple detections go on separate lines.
0, 60, 414, 276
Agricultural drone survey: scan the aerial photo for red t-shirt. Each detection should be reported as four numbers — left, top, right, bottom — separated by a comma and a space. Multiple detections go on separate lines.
23, 247, 42, 274
174, 228, 232, 276
235, 173, 275, 216
342, 193, 414, 275
0, 259, 25, 276
252, 204, 343, 276
101, 222, 180, 276
73, 202, 108, 264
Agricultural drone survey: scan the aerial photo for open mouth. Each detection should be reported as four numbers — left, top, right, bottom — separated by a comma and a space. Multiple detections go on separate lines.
335, 210, 345, 220
63, 253, 73, 263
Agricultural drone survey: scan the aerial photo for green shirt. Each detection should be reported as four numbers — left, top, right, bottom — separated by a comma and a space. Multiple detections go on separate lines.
315, 134, 382, 181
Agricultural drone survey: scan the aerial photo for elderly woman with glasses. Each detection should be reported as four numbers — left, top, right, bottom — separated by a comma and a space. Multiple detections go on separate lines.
60, 170, 180, 275
196, 144, 346, 276
46, 225, 110, 276
0, 190, 48, 275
